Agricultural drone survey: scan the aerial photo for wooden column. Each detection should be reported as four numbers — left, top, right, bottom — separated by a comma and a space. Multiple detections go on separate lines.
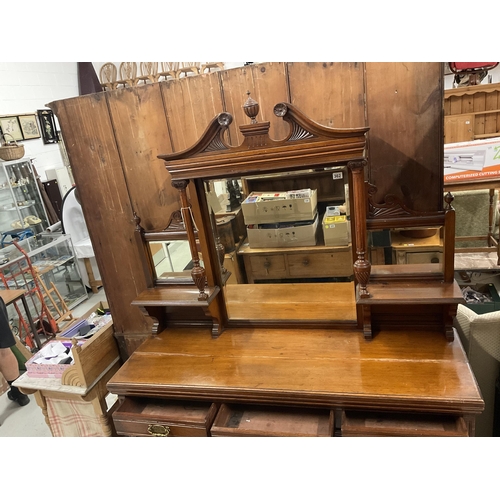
348, 159, 371, 298
172, 179, 207, 300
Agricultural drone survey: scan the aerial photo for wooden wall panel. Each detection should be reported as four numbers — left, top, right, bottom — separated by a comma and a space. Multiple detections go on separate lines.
365, 62, 444, 213
220, 62, 290, 143
161, 72, 225, 153
49, 94, 154, 358
287, 62, 367, 128
106, 84, 176, 231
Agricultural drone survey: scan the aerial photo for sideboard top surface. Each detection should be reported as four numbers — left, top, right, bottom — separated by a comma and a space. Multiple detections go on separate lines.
108, 327, 483, 415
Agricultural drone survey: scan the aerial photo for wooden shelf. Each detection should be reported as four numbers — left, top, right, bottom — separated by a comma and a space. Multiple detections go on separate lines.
132, 285, 220, 308
357, 280, 464, 305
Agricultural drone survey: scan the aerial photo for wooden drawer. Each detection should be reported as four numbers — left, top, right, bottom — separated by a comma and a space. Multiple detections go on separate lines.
287, 249, 352, 277
406, 251, 442, 265
341, 411, 468, 437
248, 254, 286, 279
112, 397, 218, 437
211, 404, 334, 437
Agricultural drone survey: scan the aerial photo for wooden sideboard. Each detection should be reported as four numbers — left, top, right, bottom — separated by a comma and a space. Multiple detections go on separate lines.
106, 89, 483, 437
108, 326, 482, 437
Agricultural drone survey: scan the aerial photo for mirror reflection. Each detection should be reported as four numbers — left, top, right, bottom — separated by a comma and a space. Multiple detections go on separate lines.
368, 226, 444, 268
203, 166, 358, 323
148, 240, 204, 281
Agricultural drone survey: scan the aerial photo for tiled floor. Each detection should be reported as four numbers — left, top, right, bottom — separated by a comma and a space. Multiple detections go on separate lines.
0, 287, 107, 437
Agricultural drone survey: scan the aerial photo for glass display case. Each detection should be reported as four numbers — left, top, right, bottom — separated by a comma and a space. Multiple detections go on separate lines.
0, 233, 88, 316
0, 157, 50, 246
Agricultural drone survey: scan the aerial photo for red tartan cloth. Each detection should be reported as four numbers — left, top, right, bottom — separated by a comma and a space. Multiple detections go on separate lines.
46, 397, 106, 437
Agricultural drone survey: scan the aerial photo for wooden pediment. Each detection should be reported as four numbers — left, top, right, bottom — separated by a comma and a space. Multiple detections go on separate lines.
158, 95, 369, 181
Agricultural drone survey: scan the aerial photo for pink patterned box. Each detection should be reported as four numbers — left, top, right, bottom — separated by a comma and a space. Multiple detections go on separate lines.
25, 341, 81, 378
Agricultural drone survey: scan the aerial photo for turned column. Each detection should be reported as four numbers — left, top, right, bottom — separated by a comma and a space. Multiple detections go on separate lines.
348, 159, 371, 298
172, 179, 207, 300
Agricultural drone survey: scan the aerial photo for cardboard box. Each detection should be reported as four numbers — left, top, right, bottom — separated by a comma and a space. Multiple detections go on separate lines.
323, 214, 349, 247
56, 301, 110, 339
461, 283, 500, 315
241, 190, 317, 225
25, 340, 84, 378
247, 214, 318, 248
444, 138, 500, 183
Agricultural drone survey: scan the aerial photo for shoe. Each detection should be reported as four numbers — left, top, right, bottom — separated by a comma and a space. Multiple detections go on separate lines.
7, 390, 30, 407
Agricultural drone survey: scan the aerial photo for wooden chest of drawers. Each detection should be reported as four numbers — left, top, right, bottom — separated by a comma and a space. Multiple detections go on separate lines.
238, 241, 353, 283
112, 397, 219, 437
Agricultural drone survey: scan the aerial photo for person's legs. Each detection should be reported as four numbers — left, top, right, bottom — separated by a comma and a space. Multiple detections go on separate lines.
0, 346, 20, 381
0, 298, 29, 406
0, 348, 30, 406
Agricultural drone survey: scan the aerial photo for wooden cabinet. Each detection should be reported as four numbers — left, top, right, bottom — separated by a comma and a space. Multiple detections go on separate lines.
390, 230, 443, 265
444, 82, 500, 143
106, 84, 483, 437
236, 167, 350, 284
238, 242, 352, 283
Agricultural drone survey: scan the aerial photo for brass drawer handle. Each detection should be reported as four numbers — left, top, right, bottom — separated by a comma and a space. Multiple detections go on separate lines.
148, 424, 170, 436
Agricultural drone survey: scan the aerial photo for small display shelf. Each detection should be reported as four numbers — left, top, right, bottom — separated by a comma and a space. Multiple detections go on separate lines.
0, 158, 49, 241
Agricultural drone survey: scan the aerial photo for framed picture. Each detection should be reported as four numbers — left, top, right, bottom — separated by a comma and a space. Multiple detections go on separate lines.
0, 115, 23, 141
18, 114, 41, 140
37, 109, 59, 144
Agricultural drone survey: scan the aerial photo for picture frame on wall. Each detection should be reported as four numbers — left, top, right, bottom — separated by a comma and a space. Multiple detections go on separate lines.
37, 109, 59, 144
0, 115, 24, 141
18, 114, 41, 140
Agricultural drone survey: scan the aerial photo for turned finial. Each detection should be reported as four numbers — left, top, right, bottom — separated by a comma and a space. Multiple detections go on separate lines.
243, 91, 259, 124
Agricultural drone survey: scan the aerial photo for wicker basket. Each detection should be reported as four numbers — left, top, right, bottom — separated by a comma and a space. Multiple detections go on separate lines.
0, 133, 25, 161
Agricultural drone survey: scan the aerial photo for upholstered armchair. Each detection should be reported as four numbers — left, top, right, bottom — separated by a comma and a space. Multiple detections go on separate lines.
454, 304, 500, 436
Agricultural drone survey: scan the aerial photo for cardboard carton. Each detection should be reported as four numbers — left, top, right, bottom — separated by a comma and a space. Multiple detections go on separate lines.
242, 190, 317, 224
444, 138, 500, 183
323, 214, 350, 247
247, 214, 318, 248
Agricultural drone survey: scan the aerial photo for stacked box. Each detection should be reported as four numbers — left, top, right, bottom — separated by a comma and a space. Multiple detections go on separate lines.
242, 189, 318, 248
322, 214, 349, 247
247, 214, 318, 248
241, 190, 317, 225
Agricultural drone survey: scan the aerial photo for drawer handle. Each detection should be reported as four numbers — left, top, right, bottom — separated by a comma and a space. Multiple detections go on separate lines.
148, 424, 170, 436
302, 258, 309, 266
431, 257, 439, 263
263, 260, 271, 275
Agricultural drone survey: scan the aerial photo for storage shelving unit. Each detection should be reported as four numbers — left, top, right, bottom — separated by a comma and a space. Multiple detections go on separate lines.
0, 158, 49, 244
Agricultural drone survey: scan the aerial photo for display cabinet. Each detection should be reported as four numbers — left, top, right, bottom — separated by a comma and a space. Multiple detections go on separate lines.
0, 158, 49, 244
0, 233, 88, 317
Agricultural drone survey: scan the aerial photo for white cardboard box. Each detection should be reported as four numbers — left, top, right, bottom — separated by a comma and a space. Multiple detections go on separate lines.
241, 190, 317, 225
444, 137, 500, 183
323, 214, 349, 247
247, 214, 318, 248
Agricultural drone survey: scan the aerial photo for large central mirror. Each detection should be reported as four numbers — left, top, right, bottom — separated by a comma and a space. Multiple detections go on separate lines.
203, 165, 360, 324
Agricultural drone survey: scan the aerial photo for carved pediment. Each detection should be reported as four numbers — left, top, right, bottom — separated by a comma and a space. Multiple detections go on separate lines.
158, 94, 370, 181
